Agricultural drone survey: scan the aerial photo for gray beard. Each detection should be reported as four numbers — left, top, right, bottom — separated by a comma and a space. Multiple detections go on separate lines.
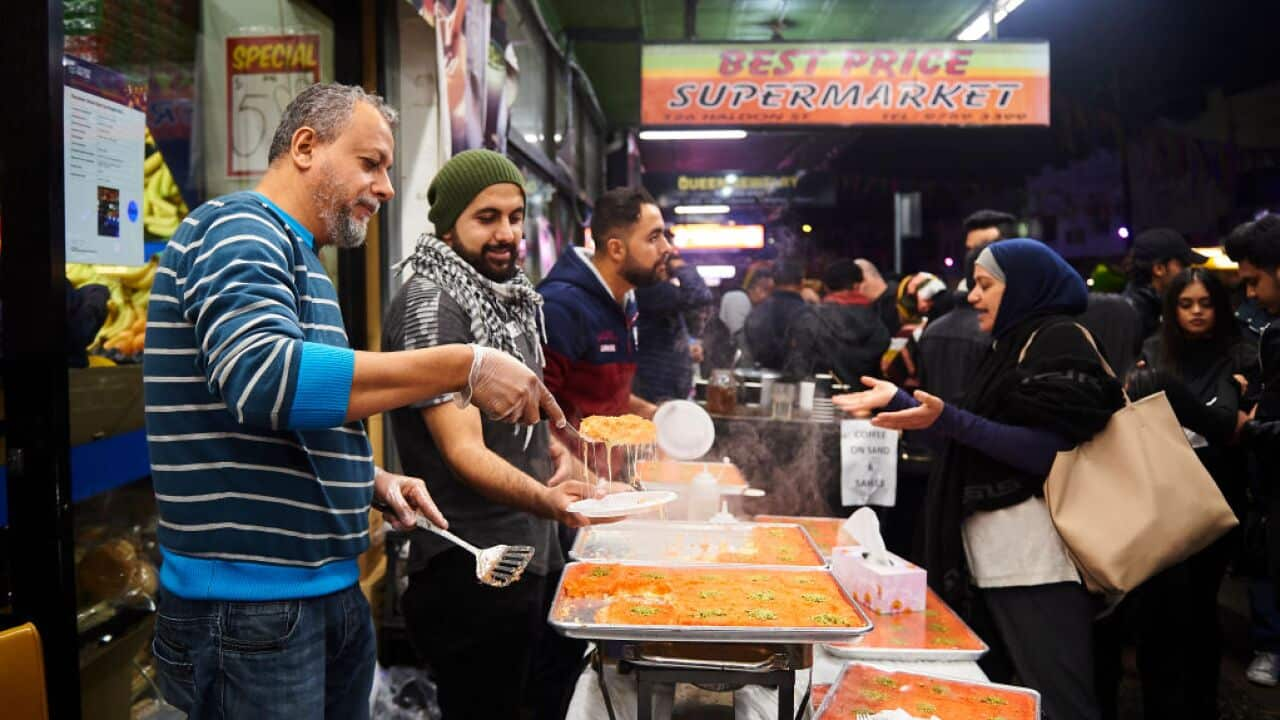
313, 174, 372, 249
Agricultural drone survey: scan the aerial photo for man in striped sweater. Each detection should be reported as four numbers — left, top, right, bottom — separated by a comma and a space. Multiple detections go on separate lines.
143, 83, 563, 719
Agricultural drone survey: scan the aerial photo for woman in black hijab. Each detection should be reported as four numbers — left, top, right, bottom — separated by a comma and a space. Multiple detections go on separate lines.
836, 239, 1123, 720
1118, 268, 1252, 719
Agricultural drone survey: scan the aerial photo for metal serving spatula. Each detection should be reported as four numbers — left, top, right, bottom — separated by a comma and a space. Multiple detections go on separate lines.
373, 500, 535, 587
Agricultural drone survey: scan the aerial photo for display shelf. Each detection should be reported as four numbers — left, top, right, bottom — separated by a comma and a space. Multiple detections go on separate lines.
1, 428, 150, 526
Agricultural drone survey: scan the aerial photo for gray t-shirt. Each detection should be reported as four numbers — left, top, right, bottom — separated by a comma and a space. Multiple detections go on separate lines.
383, 275, 561, 577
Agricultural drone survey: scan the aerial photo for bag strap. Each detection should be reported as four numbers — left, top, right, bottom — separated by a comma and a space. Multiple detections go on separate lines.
1016, 321, 1132, 404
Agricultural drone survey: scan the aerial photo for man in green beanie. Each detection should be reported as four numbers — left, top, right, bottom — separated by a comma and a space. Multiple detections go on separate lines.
382, 149, 598, 719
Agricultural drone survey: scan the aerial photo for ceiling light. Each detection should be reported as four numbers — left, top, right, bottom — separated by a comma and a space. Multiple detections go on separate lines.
957, 0, 1028, 40
1117, 227, 1130, 239
674, 204, 730, 215
638, 129, 748, 141
801, 224, 813, 233
725, 173, 739, 184
719, 187, 734, 198
695, 265, 738, 280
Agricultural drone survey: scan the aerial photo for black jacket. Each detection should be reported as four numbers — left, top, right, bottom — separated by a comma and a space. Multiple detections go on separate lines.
916, 305, 989, 406
783, 303, 890, 384
1136, 335, 1251, 510
744, 290, 808, 371
1123, 282, 1162, 342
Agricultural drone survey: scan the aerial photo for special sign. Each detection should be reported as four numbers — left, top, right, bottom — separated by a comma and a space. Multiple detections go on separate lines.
642, 42, 1049, 127
226, 35, 321, 177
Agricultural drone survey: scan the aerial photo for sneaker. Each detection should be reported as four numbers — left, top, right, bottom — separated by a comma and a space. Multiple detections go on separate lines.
1247, 651, 1280, 687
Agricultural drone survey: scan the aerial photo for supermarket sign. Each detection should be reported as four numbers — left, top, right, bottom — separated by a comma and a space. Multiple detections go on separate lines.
642, 42, 1049, 127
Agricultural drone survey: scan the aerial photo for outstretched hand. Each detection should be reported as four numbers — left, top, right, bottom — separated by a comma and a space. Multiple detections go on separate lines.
869, 390, 945, 430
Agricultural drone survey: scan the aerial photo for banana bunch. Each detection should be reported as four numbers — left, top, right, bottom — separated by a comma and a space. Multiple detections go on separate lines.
143, 130, 189, 239
67, 257, 157, 359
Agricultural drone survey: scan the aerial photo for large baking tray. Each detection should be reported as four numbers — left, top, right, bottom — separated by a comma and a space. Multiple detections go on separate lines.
548, 561, 874, 644
822, 589, 988, 662
814, 662, 1041, 719
752, 515, 857, 557
569, 520, 827, 567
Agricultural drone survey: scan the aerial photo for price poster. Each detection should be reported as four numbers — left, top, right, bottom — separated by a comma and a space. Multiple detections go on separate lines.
63, 55, 147, 265
225, 34, 320, 177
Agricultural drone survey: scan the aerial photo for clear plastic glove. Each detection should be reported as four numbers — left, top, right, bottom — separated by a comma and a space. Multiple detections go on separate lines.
455, 344, 567, 427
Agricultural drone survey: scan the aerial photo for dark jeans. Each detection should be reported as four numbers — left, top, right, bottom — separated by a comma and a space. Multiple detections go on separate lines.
984, 582, 1100, 720
1096, 535, 1232, 720
1251, 577, 1280, 653
401, 548, 584, 720
152, 583, 376, 720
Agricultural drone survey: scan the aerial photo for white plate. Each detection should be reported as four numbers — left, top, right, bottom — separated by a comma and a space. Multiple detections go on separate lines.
653, 400, 715, 460
566, 490, 678, 518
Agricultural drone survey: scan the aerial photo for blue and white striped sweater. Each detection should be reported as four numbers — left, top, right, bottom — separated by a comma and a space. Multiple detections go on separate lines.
144, 191, 373, 601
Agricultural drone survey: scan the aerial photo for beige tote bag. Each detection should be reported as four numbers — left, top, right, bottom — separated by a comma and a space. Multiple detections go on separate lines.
1029, 324, 1238, 595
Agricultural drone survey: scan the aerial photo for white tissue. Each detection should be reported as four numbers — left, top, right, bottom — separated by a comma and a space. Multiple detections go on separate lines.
844, 507, 892, 566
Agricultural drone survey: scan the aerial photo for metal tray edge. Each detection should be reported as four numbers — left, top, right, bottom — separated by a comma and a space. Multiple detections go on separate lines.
813, 661, 1042, 719
547, 560, 874, 644
568, 521, 829, 569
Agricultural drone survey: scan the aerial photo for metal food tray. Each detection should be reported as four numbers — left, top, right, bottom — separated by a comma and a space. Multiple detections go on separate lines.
548, 561, 874, 644
568, 520, 827, 568
821, 591, 989, 662
814, 661, 1041, 719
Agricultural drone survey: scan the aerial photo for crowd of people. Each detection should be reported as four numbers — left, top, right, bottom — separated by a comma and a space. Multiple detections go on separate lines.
138, 82, 1280, 720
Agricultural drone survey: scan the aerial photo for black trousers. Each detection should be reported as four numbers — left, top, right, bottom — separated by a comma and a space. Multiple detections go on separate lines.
402, 548, 583, 720
1096, 535, 1232, 720
983, 582, 1101, 720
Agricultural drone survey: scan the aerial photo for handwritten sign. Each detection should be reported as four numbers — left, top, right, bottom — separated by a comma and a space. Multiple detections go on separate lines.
225, 35, 321, 177
840, 420, 899, 507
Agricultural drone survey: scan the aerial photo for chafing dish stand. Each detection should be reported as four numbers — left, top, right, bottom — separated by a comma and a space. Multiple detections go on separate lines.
595, 641, 811, 720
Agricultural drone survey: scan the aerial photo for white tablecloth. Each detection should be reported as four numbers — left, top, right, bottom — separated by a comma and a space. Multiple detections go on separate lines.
564, 644, 988, 720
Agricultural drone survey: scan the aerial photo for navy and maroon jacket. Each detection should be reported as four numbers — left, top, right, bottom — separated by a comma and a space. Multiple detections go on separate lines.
538, 246, 638, 427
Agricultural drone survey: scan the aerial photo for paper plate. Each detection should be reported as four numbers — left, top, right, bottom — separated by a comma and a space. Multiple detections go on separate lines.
566, 491, 678, 518
653, 400, 715, 460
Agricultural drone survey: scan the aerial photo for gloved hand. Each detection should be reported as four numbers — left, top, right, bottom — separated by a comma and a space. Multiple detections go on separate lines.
455, 344, 567, 427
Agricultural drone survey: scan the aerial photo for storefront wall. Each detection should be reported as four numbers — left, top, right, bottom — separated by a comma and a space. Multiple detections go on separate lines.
1, 1, 607, 717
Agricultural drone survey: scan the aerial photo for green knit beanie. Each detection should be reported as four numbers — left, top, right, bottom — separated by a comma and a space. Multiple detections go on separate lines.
427, 149, 526, 235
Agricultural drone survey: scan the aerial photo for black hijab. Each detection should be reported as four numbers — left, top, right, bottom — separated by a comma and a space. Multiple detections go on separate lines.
923, 240, 1124, 607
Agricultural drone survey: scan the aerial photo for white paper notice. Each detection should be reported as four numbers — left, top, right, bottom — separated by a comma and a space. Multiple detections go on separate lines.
63, 56, 146, 265
840, 419, 899, 507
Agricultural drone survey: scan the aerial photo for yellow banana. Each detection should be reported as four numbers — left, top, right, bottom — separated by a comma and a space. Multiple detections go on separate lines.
144, 150, 164, 177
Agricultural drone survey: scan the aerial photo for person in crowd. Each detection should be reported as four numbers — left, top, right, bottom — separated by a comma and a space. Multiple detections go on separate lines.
1226, 216, 1280, 686
743, 260, 809, 371
782, 259, 890, 385
142, 84, 563, 719
634, 244, 713, 403
835, 239, 1124, 720
1228, 214, 1280, 686
963, 209, 1019, 252
916, 249, 991, 406
1106, 268, 1253, 719
383, 150, 605, 720
956, 210, 1018, 296
539, 186, 672, 426
700, 268, 772, 373
855, 258, 901, 336
1123, 228, 1208, 340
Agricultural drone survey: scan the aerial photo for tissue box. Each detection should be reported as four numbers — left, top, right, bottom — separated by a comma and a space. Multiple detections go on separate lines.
832, 546, 926, 615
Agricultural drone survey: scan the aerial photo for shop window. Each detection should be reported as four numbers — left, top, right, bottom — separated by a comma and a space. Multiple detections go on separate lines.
505, 0, 547, 152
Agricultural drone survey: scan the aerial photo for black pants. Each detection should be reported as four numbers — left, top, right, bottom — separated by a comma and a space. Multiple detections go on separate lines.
402, 548, 581, 720
983, 582, 1101, 720
1096, 536, 1232, 720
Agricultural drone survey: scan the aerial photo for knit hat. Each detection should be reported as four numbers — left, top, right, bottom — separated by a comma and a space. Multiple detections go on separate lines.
427, 149, 526, 235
